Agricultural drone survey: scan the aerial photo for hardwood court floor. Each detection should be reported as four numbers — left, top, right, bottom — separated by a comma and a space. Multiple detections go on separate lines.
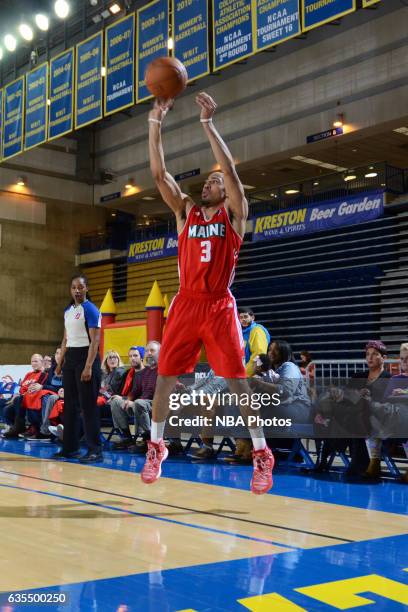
0, 442, 407, 611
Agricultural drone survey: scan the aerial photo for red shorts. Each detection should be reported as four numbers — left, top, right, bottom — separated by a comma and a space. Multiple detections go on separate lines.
158, 289, 246, 378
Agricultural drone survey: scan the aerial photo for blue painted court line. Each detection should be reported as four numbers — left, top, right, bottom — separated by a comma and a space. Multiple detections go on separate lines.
2, 534, 408, 612
1, 439, 407, 515
0, 482, 298, 550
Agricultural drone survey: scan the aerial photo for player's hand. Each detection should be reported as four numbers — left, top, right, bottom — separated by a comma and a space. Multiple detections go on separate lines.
196, 92, 217, 121
149, 98, 174, 122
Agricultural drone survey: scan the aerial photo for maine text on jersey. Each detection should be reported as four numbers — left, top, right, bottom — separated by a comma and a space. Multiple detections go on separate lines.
188, 223, 226, 239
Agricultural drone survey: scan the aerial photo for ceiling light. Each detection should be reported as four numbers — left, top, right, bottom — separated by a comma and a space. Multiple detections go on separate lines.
242, 184, 255, 190
285, 189, 299, 195
344, 174, 357, 182
0, 48, 3, 61
109, 2, 121, 14
16, 176, 26, 186
142, 196, 155, 201
19, 24, 34, 41
333, 113, 344, 128
90, 0, 98, 5
167, 37, 174, 50
292, 156, 347, 172
393, 127, 408, 136
101, 66, 106, 77
4, 34, 17, 52
125, 178, 135, 189
313, 181, 319, 186
365, 172, 378, 178
261, 172, 267, 176
111, 212, 116, 216
47, 98, 51, 106
54, 0, 70, 19
35, 14, 49, 31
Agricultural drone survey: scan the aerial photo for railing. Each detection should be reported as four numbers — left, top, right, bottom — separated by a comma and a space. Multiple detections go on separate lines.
306, 359, 400, 386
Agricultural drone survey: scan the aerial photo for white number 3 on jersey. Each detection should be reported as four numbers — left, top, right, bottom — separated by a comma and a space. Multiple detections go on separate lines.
200, 240, 212, 262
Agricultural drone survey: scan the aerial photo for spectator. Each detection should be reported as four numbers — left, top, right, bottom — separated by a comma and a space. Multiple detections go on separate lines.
98, 350, 126, 417
315, 340, 390, 476
109, 346, 146, 449
238, 308, 270, 377
3, 354, 47, 439
365, 342, 408, 481
129, 341, 161, 453
299, 350, 315, 381
43, 355, 53, 372
25, 347, 64, 441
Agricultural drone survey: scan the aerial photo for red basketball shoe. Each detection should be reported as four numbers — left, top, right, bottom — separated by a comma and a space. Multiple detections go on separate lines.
251, 446, 274, 495
141, 440, 169, 484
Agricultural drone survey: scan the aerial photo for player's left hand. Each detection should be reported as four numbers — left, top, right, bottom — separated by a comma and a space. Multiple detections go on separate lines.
196, 92, 217, 121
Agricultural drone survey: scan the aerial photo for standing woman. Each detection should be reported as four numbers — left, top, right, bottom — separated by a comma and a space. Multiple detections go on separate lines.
54, 274, 103, 463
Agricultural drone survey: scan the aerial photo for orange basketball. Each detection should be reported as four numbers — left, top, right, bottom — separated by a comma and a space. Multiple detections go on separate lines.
145, 56, 188, 99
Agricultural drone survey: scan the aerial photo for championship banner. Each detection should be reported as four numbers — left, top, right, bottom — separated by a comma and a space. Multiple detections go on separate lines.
137, 0, 169, 102
173, 0, 209, 82
302, 0, 355, 32
213, 0, 255, 71
76, 32, 103, 129
0, 89, 3, 160
3, 77, 24, 160
252, 191, 384, 242
256, 0, 300, 51
128, 234, 178, 262
49, 48, 74, 141
362, 0, 380, 5
105, 13, 135, 116
24, 63, 48, 151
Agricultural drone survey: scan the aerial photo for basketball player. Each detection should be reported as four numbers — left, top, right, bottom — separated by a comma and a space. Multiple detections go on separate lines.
141, 92, 274, 494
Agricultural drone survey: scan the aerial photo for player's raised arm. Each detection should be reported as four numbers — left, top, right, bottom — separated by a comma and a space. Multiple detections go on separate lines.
196, 92, 248, 232
148, 99, 192, 226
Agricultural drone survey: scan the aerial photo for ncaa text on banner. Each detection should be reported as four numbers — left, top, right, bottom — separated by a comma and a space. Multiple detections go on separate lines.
302, 0, 356, 32
105, 13, 135, 116
256, 0, 301, 52
213, 0, 256, 70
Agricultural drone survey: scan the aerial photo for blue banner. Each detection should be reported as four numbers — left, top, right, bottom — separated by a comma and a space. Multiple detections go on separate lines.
49, 48, 74, 141
3, 77, 24, 160
302, 0, 355, 31
105, 14, 135, 116
137, 0, 169, 102
76, 32, 103, 129
173, 0, 209, 81
25, 63, 48, 151
252, 192, 384, 242
256, 0, 300, 51
0, 89, 3, 160
128, 234, 178, 262
213, 0, 255, 71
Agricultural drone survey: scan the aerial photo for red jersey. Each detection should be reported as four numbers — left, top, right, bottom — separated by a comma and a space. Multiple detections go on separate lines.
178, 205, 242, 294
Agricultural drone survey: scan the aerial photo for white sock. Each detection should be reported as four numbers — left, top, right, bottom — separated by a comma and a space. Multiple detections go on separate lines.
249, 428, 266, 451
151, 420, 166, 443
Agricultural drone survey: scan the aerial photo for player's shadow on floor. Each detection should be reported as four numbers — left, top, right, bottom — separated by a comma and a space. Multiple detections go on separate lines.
0, 500, 132, 518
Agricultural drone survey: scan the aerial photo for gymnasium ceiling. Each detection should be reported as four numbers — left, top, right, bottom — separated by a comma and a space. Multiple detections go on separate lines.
113, 117, 408, 224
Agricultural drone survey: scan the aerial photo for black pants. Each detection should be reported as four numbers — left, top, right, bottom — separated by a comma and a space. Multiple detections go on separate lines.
63, 348, 101, 454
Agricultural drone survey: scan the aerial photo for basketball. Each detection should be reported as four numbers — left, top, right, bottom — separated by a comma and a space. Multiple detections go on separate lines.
145, 56, 188, 99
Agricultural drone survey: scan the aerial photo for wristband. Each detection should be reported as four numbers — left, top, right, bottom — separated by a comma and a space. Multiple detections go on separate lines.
200, 118, 213, 123
148, 118, 161, 124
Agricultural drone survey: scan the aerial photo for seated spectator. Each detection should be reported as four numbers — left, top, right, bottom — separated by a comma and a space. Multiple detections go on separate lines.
238, 307, 270, 377
27, 348, 65, 441
3, 354, 47, 439
364, 342, 408, 482
299, 350, 315, 381
43, 355, 53, 372
109, 345, 147, 448
315, 340, 390, 476
97, 350, 126, 417
48, 388, 65, 441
